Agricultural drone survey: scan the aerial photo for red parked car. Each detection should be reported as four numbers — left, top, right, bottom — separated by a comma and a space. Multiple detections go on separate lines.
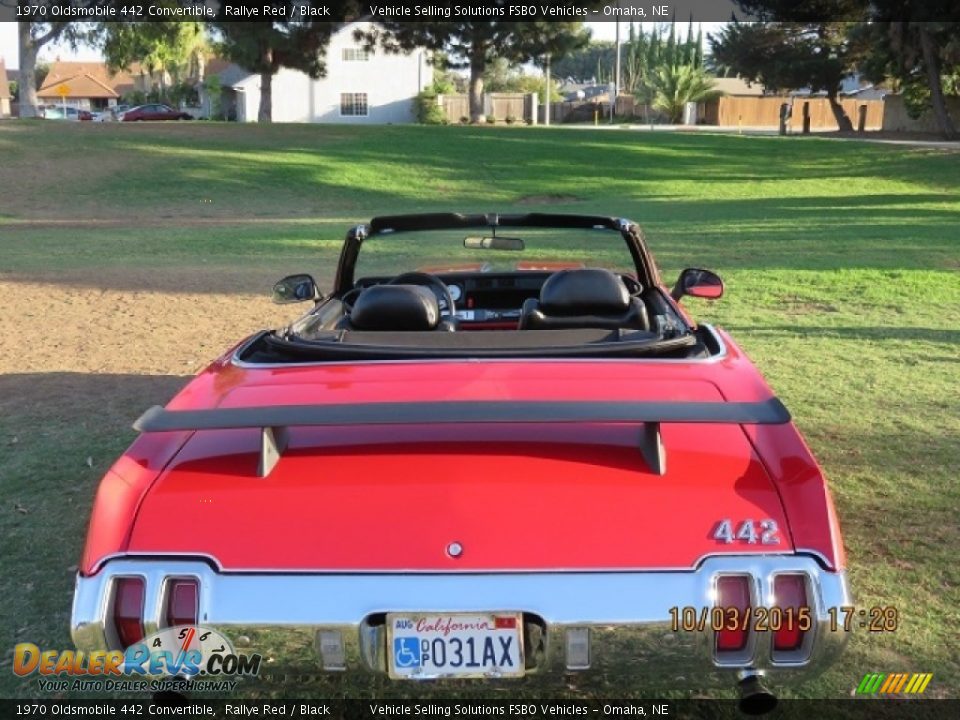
71, 214, 850, 712
119, 103, 192, 121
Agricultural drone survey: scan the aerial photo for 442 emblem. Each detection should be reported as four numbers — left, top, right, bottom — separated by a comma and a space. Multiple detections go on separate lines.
712, 519, 781, 545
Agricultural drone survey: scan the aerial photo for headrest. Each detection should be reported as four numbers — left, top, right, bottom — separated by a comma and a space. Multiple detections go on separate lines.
350, 285, 440, 331
539, 269, 631, 316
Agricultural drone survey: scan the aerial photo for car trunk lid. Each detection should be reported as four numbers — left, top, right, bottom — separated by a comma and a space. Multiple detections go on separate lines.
126, 366, 792, 571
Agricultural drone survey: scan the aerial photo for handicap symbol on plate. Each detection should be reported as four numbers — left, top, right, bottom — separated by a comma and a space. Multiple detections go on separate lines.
393, 637, 421, 669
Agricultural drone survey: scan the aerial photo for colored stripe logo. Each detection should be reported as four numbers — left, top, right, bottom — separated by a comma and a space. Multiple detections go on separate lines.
857, 673, 933, 694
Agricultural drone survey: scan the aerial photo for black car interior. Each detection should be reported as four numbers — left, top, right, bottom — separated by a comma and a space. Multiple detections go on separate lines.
241, 267, 720, 363
335, 285, 458, 333
518, 268, 650, 332
242, 214, 723, 362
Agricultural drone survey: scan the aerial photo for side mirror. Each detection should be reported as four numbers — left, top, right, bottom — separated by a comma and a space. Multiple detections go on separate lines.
272, 274, 320, 304
671, 268, 724, 301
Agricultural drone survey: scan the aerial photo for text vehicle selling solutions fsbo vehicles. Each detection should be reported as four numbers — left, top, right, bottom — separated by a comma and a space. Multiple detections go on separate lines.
71, 213, 851, 713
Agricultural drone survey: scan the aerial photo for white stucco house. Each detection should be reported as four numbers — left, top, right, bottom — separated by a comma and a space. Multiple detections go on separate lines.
204, 22, 431, 123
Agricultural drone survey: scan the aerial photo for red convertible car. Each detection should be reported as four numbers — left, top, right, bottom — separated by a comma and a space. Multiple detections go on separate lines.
71, 214, 850, 712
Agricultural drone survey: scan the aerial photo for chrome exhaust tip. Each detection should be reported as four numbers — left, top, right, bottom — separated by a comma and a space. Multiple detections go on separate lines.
738, 674, 778, 715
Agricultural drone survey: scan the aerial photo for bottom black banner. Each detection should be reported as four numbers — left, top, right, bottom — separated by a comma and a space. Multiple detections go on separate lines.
1, 699, 958, 720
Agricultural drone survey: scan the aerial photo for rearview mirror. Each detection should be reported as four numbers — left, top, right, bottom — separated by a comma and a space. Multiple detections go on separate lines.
463, 236, 525, 251
671, 268, 724, 301
272, 274, 320, 304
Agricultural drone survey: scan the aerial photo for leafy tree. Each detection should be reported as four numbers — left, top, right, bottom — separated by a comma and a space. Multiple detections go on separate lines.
664, 20, 677, 69
851, 8, 959, 138
211, 2, 358, 122
710, 20, 860, 130
482, 57, 518, 92
555, 21, 703, 99
94, 21, 208, 103
430, 53, 465, 95
9, 81, 18, 102
719, 0, 956, 138
203, 75, 223, 120
480, 57, 562, 103
694, 25, 704, 68
34, 62, 51, 91
364, 19, 591, 122
17, 10, 93, 118
650, 64, 720, 123
552, 41, 614, 83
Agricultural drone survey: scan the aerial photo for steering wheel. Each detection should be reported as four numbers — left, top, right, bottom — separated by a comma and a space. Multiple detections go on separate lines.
388, 272, 456, 317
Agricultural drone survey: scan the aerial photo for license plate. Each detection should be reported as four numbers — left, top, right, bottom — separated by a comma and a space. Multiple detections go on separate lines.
387, 612, 524, 679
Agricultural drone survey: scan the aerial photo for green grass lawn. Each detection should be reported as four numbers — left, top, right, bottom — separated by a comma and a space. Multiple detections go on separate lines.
0, 121, 957, 701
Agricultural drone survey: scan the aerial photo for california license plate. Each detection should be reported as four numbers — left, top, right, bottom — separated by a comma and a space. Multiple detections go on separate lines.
387, 612, 524, 679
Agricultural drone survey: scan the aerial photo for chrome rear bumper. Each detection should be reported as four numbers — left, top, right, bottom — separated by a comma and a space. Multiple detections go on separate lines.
71, 555, 850, 689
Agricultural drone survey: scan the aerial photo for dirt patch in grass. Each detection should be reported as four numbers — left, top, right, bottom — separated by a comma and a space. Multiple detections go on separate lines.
0, 271, 301, 376
1, 217, 335, 229
515, 193, 581, 205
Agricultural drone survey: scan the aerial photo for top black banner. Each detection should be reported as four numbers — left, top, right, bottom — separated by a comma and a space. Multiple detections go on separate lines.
3, 0, 959, 24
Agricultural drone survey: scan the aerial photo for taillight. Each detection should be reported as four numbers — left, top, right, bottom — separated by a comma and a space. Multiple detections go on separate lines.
715, 575, 751, 653
166, 579, 199, 628
773, 575, 808, 653
113, 577, 145, 648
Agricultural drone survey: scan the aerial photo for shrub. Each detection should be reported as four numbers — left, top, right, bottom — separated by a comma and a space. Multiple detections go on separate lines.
459, 116, 469, 124
203, 76, 223, 120
485, 114, 496, 124
415, 90, 448, 125
168, 81, 198, 109
505, 115, 517, 125
124, 90, 147, 107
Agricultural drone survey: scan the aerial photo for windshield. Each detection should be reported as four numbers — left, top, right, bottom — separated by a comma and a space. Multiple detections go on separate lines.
354, 226, 636, 280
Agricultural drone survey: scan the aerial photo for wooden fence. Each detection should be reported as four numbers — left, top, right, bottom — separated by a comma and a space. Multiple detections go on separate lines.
440, 95, 470, 123
439, 93, 537, 124
439, 91, 956, 134
882, 93, 960, 132
711, 96, 884, 131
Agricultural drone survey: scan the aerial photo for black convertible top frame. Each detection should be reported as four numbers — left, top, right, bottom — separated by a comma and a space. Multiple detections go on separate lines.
333, 213, 660, 295
134, 398, 790, 478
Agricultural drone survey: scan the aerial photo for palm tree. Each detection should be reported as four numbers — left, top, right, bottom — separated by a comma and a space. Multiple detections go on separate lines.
648, 64, 720, 123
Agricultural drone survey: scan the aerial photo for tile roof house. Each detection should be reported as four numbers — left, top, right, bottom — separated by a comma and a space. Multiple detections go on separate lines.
0, 60, 11, 118
35, 61, 149, 110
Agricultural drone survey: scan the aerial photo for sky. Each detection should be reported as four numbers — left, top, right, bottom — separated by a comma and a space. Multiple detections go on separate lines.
0, 21, 725, 71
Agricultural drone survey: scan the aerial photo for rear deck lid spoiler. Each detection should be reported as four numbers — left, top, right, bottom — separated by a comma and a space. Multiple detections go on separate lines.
134, 398, 790, 478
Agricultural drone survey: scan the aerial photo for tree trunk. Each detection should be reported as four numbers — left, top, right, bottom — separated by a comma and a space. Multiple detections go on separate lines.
258, 71, 273, 123
826, 91, 853, 132
468, 49, 485, 123
918, 25, 957, 140
18, 24, 40, 119
258, 45, 274, 123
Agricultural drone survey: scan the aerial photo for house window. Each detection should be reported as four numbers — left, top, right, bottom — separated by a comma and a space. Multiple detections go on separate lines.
342, 48, 370, 62
340, 93, 369, 117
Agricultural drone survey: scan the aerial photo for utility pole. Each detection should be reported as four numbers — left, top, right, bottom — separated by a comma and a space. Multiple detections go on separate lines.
545, 53, 551, 127
612, 20, 621, 123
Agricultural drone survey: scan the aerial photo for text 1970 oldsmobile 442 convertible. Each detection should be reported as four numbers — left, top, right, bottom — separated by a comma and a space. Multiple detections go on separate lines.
71, 214, 850, 712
